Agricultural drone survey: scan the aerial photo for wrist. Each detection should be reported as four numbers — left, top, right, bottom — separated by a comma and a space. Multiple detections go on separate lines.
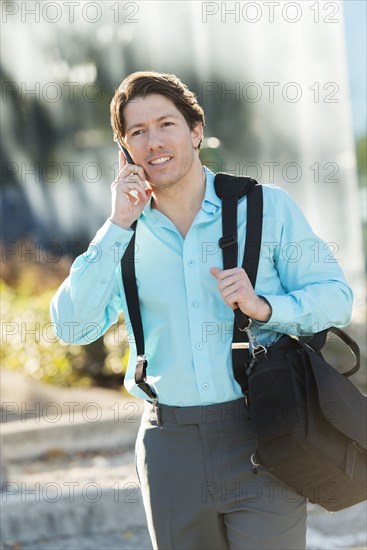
254, 295, 272, 322
109, 216, 131, 230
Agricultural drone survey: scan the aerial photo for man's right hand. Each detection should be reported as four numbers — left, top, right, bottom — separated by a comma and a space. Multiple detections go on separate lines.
110, 151, 153, 229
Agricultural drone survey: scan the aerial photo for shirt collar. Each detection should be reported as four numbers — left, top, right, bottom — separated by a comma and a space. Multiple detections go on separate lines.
201, 165, 221, 213
142, 165, 221, 224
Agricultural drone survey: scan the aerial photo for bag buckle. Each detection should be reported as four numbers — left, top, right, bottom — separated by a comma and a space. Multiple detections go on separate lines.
219, 234, 237, 249
236, 314, 252, 331
136, 354, 147, 371
232, 342, 250, 349
251, 343, 268, 359
250, 452, 261, 475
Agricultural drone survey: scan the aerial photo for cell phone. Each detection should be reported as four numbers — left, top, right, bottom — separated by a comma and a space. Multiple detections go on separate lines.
116, 136, 135, 165
116, 136, 147, 195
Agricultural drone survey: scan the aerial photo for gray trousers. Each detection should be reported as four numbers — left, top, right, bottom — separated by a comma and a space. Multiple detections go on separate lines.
135, 398, 307, 550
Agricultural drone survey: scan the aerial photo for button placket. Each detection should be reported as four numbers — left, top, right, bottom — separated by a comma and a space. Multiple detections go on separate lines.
183, 230, 214, 399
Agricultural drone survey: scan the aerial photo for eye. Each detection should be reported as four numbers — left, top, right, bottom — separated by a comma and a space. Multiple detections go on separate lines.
131, 129, 144, 137
162, 121, 174, 127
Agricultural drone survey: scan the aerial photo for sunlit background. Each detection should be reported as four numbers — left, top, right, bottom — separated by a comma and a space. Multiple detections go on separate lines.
1, 1, 366, 547
1, 0, 366, 385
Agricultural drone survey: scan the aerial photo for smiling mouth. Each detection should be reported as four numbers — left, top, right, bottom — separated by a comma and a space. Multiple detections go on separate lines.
149, 156, 172, 167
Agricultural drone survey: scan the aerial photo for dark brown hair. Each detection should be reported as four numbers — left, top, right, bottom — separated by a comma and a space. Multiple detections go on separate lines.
110, 71, 205, 152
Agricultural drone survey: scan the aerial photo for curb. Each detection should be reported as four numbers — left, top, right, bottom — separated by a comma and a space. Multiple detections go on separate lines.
1, 484, 147, 545
1, 399, 144, 461
1, 398, 147, 545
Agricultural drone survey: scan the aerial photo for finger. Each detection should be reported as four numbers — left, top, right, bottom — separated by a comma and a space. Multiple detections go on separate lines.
210, 267, 222, 278
112, 177, 145, 196
221, 268, 251, 286
121, 163, 147, 182
211, 267, 241, 281
224, 289, 244, 309
121, 181, 151, 201
219, 275, 249, 293
222, 281, 244, 299
122, 173, 143, 185
114, 171, 145, 190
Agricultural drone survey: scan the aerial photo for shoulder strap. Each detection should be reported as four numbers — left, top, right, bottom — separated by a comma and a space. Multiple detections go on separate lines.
121, 220, 157, 401
214, 173, 257, 270
234, 185, 263, 394
299, 327, 360, 377
215, 172, 263, 394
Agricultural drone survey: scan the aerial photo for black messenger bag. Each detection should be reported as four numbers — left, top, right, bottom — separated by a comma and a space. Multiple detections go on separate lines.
215, 175, 367, 512
121, 171, 367, 512
246, 331, 366, 511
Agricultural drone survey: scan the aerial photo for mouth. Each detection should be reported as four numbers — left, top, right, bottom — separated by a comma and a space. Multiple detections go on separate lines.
148, 156, 173, 168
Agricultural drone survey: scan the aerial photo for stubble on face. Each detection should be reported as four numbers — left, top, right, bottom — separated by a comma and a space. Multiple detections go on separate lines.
147, 148, 197, 192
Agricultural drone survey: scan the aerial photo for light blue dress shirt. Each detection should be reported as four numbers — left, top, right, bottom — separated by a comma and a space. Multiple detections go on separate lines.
50, 166, 353, 406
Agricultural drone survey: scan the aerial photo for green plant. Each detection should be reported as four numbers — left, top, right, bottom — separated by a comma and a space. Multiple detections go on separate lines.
1, 254, 130, 389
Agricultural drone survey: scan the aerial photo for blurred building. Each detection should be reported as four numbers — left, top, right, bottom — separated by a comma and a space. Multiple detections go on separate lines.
1, 0, 365, 316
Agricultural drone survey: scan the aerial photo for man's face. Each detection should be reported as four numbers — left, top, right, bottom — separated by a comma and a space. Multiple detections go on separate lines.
123, 93, 202, 190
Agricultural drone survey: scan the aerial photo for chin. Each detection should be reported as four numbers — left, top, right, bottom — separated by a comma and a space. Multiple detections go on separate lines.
148, 171, 180, 189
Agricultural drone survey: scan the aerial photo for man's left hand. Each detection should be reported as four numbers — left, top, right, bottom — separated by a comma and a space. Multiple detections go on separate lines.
210, 266, 272, 322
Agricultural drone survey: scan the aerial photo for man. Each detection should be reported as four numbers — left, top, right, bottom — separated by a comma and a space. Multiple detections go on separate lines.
51, 71, 353, 549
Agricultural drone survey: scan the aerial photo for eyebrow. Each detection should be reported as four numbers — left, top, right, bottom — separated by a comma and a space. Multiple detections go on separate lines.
126, 113, 179, 133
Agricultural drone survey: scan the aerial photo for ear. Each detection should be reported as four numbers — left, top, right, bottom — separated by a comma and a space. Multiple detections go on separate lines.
191, 122, 203, 149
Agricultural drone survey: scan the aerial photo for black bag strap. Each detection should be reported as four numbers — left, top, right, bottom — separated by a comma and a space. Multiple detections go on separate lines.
299, 327, 360, 377
214, 173, 257, 271
215, 173, 263, 394
121, 220, 157, 401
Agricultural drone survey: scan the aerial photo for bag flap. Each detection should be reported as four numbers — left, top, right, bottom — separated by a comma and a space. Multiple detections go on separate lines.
304, 347, 367, 449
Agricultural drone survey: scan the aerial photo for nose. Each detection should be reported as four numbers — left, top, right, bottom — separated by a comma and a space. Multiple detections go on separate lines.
146, 129, 165, 151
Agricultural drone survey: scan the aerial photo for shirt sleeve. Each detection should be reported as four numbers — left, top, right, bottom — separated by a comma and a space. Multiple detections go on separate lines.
256, 186, 353, 336
50, 219, 134, 344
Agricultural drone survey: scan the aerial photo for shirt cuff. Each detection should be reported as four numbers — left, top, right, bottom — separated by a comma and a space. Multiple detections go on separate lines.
255, 294, 295, 332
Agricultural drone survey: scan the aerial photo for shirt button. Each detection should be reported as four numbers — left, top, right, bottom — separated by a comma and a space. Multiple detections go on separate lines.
101, 278, 107, 285
188, 259, 195, 266
192, 300, 199, 308
196, 343, 203, 350
202, 383, 209, 390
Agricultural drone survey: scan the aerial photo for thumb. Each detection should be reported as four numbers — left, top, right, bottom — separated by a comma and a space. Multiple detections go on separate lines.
142, 187, 153, 204
210, 267, 222, 278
